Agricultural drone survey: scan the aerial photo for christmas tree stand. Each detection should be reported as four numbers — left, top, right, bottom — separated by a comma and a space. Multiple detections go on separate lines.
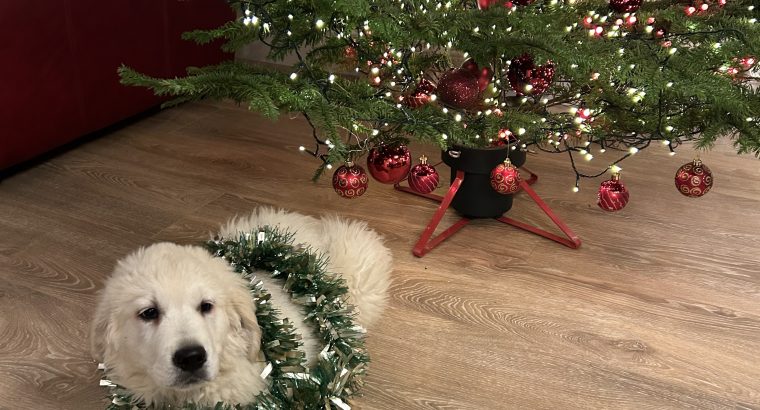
395, 148, 581, 257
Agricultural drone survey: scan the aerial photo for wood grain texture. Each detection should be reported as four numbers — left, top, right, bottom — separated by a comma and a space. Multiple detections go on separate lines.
1, 100, 759, 409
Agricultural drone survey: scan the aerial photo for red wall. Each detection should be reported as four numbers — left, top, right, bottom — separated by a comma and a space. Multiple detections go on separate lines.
0, 0, 234, 171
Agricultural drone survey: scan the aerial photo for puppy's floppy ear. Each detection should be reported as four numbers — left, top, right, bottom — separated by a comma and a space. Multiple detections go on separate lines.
228, 284, 262, 361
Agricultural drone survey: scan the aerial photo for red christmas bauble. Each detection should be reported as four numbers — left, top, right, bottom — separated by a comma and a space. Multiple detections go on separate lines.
490, 159, 522, 194
344, 46, 358, 60
477, 0, 499, 9
478, 0, 533, 9
408, 155, 440, 194
405, 79, 437, 108
437, 70, 482, 109
597, 173, 629, 212
609, 0, 641, 12
491, 129, 520, 147
507, 54, 555, 96
437, 60, 492, 109
367, 144, 412, 184
675, 159, 713, 197
332, 162, 368, 199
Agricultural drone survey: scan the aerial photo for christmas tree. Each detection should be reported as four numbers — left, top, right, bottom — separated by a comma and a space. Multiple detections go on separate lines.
119, 0, 759, 205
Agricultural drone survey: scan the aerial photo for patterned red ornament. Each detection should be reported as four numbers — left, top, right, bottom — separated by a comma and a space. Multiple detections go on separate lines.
367, 144, 412, 184
609, 0, 642, 13
437, 59, 492, 109
597, 173, 630, 212
675, 158, 713, 197
507, 54, 555, 96
408, 155, 440, 194
404, 79, 437, 108
490, 158, 522, 194
332, 162, 368, 199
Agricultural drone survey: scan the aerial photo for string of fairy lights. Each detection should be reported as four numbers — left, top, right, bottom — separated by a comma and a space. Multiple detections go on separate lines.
235, 0, 758, 196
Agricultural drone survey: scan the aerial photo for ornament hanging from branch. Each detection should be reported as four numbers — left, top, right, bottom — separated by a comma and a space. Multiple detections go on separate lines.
478, 0, 534, 9
333, 162, 369, 198
437, 59, 492, 110
507, 54, 555, 96
491, 129, 519, 147
408, 155, 440, 194
598, 172, 630, 211
609, 0, 642, 13
675, 158, 713, 197
367, 144, 412, 184
490, 158, 522, 194
404, 79, 437, 108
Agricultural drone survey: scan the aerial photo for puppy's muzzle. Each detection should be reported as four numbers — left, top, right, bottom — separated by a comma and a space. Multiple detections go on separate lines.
173, 345, 207, 373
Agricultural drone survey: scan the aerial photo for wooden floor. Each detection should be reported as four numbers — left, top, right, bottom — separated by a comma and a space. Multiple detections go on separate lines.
1, 100, 760, 409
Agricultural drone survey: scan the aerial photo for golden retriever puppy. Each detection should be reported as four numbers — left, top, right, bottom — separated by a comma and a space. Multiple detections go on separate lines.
91, 208, 391, 406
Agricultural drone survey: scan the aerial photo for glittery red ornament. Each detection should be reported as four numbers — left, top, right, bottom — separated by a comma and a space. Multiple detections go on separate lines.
437, 59, 492, 110
675, 158, 713, 197
332, 162, 368, 199
597, 173, 629, 212
405, 79, 437, 108
478, 0, 533, 8
609, 0, 642, 13
408, 155, 440, 194
367, 144, 412, 184
490, 158, 522, 194
507, 54, 555, 96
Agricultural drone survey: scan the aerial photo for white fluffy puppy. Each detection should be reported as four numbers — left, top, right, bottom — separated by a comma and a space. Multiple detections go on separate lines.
91, 208, 391, 406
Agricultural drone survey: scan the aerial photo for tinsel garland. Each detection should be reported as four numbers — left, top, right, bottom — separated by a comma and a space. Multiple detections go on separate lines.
100, 227, 369, 410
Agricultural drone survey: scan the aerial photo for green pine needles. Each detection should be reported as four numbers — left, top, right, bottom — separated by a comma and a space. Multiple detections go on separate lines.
119, 0, 760, 183
101, 227, 369, 410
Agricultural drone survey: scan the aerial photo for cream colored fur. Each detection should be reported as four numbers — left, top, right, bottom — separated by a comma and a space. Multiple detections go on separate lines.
91, 208, 391, 406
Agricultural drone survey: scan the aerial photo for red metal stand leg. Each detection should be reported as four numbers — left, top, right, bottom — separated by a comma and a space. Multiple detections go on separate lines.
496, 180, 582, 248
520, 167, 539, 186
395, 167, 580, 256
411, 170, 470, 257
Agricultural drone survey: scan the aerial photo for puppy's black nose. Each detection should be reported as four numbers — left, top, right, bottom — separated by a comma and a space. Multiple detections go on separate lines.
172, 345, 207, 372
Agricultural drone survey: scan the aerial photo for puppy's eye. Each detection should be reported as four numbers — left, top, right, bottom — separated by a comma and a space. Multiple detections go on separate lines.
138, 307, 159, 321
199, 301, 214, 314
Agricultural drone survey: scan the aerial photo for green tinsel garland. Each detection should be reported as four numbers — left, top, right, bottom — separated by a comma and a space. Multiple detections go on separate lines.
100, 227, 369, 410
